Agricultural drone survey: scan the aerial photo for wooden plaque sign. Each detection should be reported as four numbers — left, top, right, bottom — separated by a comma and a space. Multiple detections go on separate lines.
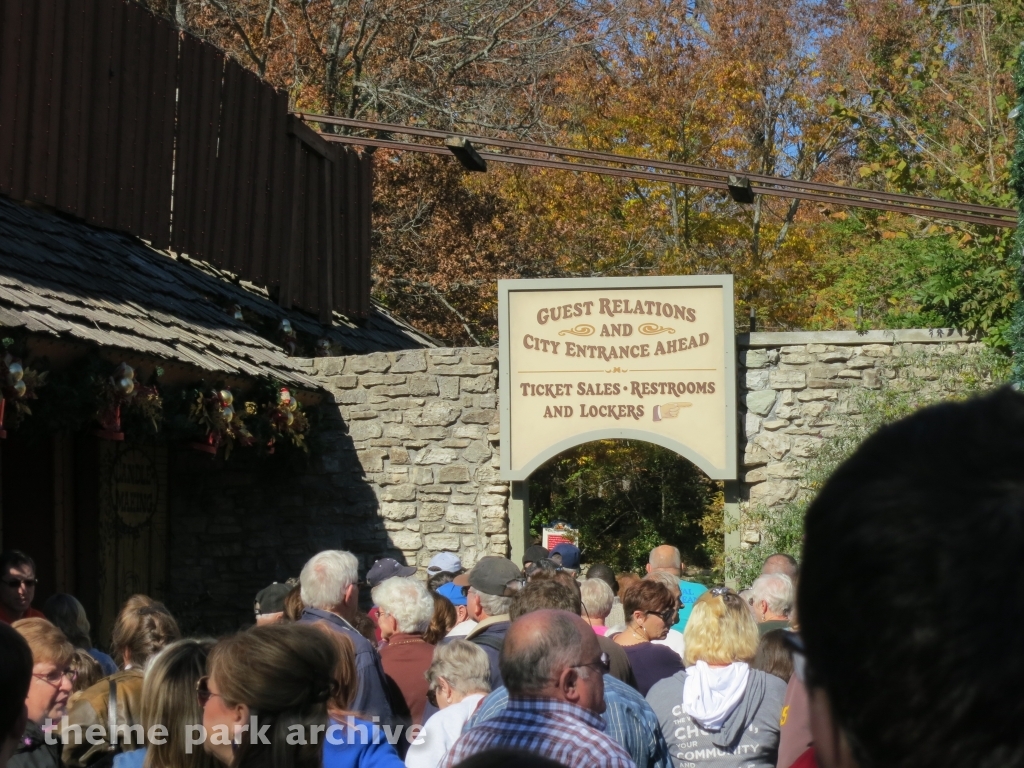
499, 276, 737, 480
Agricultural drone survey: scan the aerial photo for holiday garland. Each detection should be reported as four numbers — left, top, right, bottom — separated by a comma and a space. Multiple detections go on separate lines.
0, 344, 313, 458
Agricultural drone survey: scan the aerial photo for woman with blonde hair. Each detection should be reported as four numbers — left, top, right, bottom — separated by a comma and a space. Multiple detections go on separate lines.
645, 587, 786, 767
10, 618, 75, 768
112, 639, 218, 768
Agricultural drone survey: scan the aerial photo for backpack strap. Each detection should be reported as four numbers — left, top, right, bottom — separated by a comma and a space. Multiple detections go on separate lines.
107, 679, 118, 749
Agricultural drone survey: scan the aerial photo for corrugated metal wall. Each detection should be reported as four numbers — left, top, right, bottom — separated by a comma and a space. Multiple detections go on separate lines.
0, 0, 371, 320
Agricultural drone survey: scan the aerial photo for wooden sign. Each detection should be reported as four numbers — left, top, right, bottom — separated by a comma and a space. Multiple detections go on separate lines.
499, 276, 737, 480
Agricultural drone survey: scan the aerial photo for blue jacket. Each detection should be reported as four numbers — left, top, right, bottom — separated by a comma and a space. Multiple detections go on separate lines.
322, 718, 406, 768
299, 608, 395, 721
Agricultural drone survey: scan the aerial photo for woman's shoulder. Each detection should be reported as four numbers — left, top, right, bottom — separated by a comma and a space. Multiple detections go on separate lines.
645, 668, 687, 705
750, 669, 788, 700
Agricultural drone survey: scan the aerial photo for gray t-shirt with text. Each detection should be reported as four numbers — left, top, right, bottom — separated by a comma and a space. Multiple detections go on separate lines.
646, 669, 786, 768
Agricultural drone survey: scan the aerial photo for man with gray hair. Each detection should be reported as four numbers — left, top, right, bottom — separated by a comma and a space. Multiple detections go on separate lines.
298, 549, 394, 719
749, 571, 795, 635
444, 609, 634, 768
454, 556, 521, 689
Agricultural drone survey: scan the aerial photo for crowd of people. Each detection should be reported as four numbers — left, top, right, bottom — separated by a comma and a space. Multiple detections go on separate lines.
2, 388, 1023, 768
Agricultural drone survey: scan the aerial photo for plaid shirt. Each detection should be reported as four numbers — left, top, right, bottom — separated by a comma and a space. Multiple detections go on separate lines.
444, 696, 636, 768
467, 675, 669, 768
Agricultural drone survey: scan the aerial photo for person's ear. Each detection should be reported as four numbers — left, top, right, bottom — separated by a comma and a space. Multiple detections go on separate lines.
343, 583, 358, 607
808, 687, 859, 768
560, 667, 581, 703
645, 564, 652, 574
631, 610, 645, 624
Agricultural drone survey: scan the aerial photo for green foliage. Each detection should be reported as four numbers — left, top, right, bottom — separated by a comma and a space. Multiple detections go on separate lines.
529, 440, 723, 579
1010, 44, 1024, 384
728, 344, 1010, 588
804, 218, 1018, 345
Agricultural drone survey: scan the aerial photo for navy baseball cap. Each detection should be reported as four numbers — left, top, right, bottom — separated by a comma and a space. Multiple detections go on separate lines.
366, 557, 416, 587
550, 543, 581, 569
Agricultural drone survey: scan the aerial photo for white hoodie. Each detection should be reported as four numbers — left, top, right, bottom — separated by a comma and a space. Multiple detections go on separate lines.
682, 660, 750, 731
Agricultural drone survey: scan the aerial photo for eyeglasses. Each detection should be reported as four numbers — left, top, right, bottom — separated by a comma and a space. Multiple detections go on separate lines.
573, 652, 611, 675
3, 578, 37, 589
33, 668, 76, 687
196, 676, 223, 708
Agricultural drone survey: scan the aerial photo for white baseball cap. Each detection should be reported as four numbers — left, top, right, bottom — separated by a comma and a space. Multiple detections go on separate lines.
427, 552, 463, 575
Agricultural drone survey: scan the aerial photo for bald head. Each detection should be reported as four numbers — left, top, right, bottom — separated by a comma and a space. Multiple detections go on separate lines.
647, 545, 682, 577
500, 610, 597, 696
761, 553, 799, 579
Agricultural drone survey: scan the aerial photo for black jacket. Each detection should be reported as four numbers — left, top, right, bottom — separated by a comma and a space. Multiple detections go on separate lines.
10, 722, 62, 768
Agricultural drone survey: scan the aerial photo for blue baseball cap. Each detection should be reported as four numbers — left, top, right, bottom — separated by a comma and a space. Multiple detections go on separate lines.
437, 581, 467, 606
550, 543, 581, 569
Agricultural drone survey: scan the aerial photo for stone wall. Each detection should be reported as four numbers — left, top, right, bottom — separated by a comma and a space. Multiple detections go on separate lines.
313, 347, 508, 566
737, 329, 985, 548
166, 347, 507, 634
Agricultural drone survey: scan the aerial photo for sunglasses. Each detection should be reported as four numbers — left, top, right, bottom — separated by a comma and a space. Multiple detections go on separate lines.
3, 578, 37, 589
503, 577, 527, 596
427, 677, 448, 708
708, 586, 743, 605
196, 676, 223, 708
647, 607, 679, 625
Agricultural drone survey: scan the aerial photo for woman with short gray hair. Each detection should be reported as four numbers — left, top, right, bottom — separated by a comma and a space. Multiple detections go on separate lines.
372, 577, 436, 726
404, 640, 491, 768
579, 578, 614, 635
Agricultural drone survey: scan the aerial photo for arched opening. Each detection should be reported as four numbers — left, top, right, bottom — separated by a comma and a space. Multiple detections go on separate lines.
527, 439, 724, 579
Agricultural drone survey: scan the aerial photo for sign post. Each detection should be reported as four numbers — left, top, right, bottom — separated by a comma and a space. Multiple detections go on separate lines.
499, 276, 738, 566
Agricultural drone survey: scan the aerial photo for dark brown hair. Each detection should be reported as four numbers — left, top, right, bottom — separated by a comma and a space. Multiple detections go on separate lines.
209, 624, 337, 768
509, 580, 581, 620
623, 580, 675, 619
752, 629, 793, 682
423, 593, 457, 644
616, 572, 642, 599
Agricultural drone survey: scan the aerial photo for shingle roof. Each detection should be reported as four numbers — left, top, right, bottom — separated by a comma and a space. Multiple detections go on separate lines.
0, 196, 433, 390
